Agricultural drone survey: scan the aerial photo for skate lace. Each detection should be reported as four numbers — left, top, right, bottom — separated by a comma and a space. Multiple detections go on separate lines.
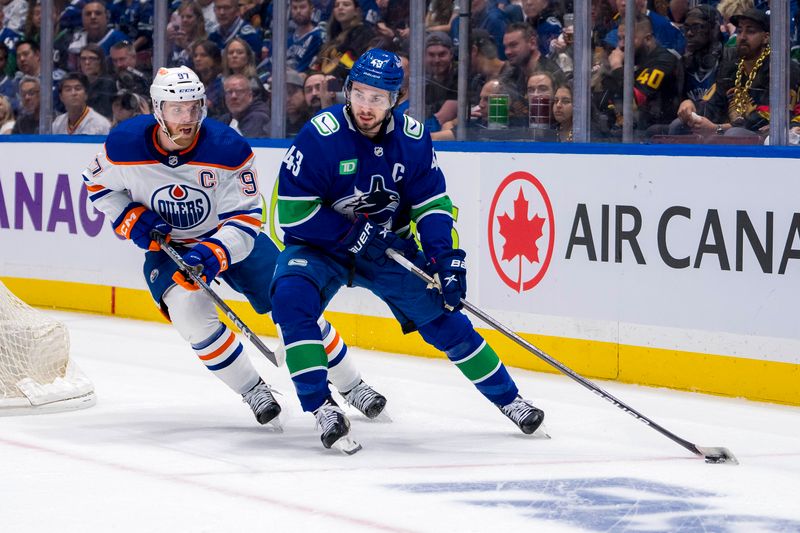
501, 398, 536, 424
315, 404, 343, 432
343, 382, 380, 411
242, 381, 277, 414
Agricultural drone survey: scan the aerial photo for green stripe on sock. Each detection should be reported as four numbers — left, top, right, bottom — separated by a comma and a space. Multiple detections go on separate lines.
286, 342, 327, 375
455, 343, 501, 383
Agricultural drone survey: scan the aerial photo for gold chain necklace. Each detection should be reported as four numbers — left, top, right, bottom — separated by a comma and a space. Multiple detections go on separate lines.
731, 45, 770, 118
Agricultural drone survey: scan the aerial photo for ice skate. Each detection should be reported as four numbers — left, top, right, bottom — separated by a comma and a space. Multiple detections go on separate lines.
314, 398, 361, 454
499, 396, 547, 437
342, 380, 388, 420
242, 378, 282, 430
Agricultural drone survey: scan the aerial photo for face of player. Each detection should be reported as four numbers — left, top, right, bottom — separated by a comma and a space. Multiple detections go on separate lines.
349, 81, 392, 137
226, 41, 248, 72
552, 87, 573, 125
160, 100, 203, 148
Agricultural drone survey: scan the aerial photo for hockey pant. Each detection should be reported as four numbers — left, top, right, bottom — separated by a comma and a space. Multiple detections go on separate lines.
272, 274, 519, 413
163, 285, 360, 396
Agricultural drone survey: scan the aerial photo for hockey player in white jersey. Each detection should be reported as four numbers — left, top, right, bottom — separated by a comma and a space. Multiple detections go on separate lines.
82, 66, 387, 427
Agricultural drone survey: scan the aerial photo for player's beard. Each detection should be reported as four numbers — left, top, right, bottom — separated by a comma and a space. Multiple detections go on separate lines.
352, 106, 387, 137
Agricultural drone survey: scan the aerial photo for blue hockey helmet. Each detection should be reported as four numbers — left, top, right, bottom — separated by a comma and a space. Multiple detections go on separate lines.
345, 49, 404, 105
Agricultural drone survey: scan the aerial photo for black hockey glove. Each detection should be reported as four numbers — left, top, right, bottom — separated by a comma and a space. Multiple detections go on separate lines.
340, 214, 416, 265
426, 249, 467, 312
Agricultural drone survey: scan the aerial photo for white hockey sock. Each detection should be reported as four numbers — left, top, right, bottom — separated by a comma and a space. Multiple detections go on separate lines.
319, 317, 361, 393
164, 286, 260, 395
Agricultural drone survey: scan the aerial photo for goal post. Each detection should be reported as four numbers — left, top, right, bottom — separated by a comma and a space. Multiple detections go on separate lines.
0, 281, 96, 415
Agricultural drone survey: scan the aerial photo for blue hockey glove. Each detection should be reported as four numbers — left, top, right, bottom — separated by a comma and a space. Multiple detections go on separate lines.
114, 203, 172, 251
427, 249, 467, 312
172, 239, 230, 291
340, 214, 417, 265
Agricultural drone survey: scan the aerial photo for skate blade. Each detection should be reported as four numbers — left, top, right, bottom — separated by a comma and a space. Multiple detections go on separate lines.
367, 410, 393, 423
532, 422, 551, 439
332, 435, 362, 455
267, 415, 284, 433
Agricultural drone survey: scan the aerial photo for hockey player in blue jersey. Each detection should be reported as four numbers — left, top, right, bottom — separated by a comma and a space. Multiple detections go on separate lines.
82, 66, 387, 428
272, 49, 545, 453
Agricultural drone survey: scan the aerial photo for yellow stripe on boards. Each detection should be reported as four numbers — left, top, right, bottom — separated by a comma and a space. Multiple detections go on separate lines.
2, 277, 797, 406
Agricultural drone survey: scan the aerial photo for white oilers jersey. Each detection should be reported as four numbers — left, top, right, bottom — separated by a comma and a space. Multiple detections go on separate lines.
82, 115, 262, 263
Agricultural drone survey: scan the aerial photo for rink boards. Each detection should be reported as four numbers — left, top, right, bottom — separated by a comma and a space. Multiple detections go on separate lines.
0, 137, 798, 405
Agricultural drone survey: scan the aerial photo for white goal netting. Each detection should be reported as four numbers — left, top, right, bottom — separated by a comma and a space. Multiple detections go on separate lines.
0, 281, 96, 415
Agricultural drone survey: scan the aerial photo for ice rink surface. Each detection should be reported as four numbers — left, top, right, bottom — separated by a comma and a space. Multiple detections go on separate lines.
2, 311, 799, 533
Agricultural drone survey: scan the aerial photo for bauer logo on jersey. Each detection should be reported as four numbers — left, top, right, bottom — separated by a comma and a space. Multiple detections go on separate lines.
331, 175, 399, 223
150, 184, 211, 230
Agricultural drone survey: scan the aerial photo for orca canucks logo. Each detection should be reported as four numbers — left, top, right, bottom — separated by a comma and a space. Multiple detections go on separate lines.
331, 175, 399, 224
150, 184, 211, 230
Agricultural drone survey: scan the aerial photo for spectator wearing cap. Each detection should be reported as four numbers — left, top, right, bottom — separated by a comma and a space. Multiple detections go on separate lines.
52, 72, 111, 135
78, 43, 117, 119
208, 0, 263, 61
670, 5, 724, 135
303, 71, 337, 115
425, 30, 457, 120
110, 40, 151, 96
286, 69, 309, 136
287, 0, 324, 74
220, 73, 270, 137
66, 1, 129, 71
691, 8, 800, 138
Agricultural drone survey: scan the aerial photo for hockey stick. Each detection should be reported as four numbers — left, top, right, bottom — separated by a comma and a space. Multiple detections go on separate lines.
386, 248, 738, 465
154, 234, 279, 367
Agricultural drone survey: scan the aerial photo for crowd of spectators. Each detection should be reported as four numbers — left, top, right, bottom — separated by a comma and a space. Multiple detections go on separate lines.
0, 0, 798, 144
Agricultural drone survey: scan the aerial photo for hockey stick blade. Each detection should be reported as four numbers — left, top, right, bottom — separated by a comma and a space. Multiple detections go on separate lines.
695, 446, 739, 465
386, 248, 737, 465
153, 233, 280, 367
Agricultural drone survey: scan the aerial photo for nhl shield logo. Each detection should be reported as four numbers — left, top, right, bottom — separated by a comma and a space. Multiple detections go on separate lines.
374, 146, 383, 156
168, 155, 179, 166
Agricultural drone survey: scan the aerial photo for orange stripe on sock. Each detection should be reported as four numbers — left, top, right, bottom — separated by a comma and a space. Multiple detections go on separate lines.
324, 331, 341, 354
198, 331, 235, 361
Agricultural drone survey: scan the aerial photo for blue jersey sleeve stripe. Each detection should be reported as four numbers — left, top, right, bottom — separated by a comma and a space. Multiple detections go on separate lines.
89, 189, 114, 201
218, 208, 263, 219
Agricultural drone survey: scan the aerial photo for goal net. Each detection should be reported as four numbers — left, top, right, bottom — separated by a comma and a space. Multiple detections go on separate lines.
0, 281, 96, 415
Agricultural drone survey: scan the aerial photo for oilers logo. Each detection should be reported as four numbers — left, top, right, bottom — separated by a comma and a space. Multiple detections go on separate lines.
332, 175, 399, 225
151, 184, 211, 229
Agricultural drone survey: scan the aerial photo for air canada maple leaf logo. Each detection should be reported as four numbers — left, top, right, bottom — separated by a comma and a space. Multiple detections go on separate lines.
488, 171, 555, 292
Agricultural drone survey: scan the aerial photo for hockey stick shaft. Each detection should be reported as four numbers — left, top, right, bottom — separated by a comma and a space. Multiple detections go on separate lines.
387, 248, 737, 464
154, 234, 279, 367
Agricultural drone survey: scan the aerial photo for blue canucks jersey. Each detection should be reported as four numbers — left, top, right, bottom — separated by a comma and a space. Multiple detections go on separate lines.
277, 104, 454, 261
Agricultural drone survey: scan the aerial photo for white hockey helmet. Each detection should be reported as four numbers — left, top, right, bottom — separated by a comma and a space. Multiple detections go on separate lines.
150, 66, 207, 133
